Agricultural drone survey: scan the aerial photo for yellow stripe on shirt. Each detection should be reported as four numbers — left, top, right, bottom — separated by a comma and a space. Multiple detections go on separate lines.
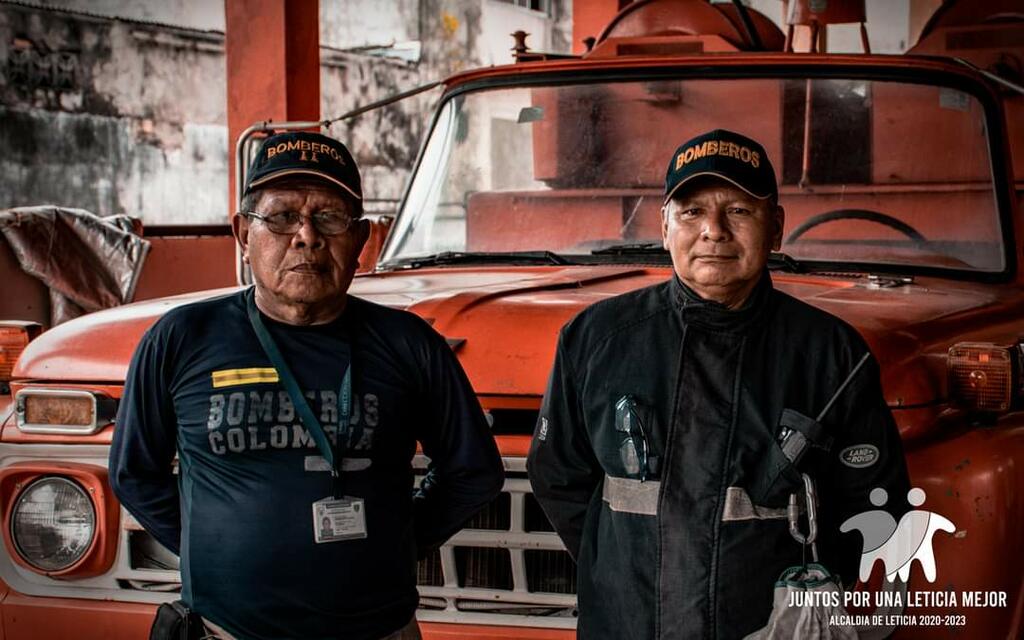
211, 367, 280, 388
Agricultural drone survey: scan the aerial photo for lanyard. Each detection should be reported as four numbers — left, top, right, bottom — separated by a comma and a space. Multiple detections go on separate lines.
245, 290, 352, 498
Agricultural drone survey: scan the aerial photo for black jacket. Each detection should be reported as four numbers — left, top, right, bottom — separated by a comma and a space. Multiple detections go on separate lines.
527, 273, 909, 640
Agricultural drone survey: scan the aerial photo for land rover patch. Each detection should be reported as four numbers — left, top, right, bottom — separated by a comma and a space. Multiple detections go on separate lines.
840, 444, 879, 468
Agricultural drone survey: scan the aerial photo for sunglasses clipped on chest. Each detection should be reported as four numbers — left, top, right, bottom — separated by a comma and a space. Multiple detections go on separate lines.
615, 395, 658, 482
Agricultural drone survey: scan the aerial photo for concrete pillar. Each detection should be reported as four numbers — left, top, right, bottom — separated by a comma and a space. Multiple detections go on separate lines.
224, 0, 320, 215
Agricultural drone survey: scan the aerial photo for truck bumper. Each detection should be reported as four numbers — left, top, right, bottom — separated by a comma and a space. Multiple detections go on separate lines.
0, 583, 574, 640
0, 589, 154, 640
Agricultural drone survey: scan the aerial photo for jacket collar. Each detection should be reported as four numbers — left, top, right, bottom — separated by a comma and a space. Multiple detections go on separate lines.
671, 270, 773, 333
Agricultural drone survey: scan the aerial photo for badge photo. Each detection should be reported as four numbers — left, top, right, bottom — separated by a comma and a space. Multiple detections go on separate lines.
312, 496, 367, 543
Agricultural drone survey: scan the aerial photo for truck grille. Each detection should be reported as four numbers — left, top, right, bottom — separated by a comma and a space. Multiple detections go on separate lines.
525, 550, 577, 594
417, 549, 444, 587
455, 547, 514, 590
412, 457, 576, 622
524, 491, 555, 532
464, 491, 511, 529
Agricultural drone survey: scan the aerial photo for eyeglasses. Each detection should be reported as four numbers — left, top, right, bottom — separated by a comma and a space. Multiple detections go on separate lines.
241, 209, 358, 236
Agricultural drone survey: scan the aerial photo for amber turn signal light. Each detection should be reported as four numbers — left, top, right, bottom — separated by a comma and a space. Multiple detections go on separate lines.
15, 389, 117, 435
0, 321, 43, 384
947, 342, 1014, 412
24, 394, 94, 426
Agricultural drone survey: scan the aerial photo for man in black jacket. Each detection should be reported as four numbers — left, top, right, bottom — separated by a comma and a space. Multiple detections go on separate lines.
110, 131, 503, 640
527, 129, 910, 639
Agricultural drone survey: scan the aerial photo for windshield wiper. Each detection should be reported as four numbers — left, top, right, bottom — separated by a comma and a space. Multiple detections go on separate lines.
768, 252, 806, 273
591, 242, 668, 256
384, 250, 574, 270
384, 248, 803, 272
592, 246, 804, 272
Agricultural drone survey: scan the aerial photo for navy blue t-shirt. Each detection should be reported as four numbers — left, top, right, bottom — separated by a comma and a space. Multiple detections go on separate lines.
110, 289, 503, 640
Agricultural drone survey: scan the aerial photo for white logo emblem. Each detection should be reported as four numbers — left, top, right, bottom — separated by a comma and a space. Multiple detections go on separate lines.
841, 487, 956, 583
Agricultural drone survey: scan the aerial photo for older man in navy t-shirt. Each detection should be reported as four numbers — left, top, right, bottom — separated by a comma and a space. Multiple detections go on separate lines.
110, 132, 503, 640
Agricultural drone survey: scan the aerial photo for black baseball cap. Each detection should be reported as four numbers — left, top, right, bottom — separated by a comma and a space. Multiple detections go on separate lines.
664, 129, 777, 203
243, 131, 362, 201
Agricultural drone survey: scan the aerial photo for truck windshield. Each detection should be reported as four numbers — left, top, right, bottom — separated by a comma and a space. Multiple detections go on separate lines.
380, 75, 1005, 274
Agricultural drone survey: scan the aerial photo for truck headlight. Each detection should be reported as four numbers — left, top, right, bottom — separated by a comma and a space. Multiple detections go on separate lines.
11, 477, 96, 572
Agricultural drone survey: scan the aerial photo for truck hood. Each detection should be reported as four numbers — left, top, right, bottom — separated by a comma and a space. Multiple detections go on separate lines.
13, 267, 1020, 409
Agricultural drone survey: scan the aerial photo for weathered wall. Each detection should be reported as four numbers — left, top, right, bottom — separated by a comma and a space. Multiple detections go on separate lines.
0, 0, 571, 224
0, 3, 228, 224
321, 0, 572, 214
321, 50, 427, 216
321, 0, 574, 216
320, 0, 418, 49
21, 0, 225, 31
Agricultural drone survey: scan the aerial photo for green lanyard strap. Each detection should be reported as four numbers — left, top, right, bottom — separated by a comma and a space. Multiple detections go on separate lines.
245, 290, 352, 498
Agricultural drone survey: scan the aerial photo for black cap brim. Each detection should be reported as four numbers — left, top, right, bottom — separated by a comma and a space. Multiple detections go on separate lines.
663, 170, 774, 204
247, 169, 362, 200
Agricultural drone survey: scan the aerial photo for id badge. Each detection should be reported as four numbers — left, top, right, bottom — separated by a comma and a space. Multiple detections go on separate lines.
312, 496, 367, 543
